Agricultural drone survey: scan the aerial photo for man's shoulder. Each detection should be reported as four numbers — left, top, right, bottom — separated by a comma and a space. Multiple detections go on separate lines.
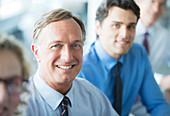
74, 77, 97, 91
74, 77, 104, 96
83, 43, 99, 65
151, 22, 169, 36
129, 43, 146, 54
26, 74, 43, 116
154, 22, 168, 31
27, 75, 40, 97
84, 44, 98, 58
73, 78, 118, 115
27, 75, 35, 88
125, 43, 148, 63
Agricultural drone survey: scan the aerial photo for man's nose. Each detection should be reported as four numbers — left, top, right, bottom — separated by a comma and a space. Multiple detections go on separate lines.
60, 46, 73, 62
119, 27, 128, 38
153, 2, 160, 13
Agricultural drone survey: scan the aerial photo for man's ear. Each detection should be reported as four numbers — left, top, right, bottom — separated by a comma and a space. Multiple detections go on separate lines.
95, 20, 101, 36
32, 44, 41, 63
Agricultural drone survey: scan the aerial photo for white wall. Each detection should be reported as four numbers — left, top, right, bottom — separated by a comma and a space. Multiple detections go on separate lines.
86, 0, 103, 45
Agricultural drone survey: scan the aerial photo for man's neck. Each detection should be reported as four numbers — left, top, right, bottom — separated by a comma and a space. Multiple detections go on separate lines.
140, 19, 153, 29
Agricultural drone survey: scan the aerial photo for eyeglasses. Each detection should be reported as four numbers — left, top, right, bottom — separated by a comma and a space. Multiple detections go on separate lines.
0, 76, 23, 95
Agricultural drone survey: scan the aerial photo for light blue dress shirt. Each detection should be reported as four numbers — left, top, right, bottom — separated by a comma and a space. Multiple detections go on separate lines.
77, 39, 170, 116
26, 71, 118, 116
134, 20, 170, 84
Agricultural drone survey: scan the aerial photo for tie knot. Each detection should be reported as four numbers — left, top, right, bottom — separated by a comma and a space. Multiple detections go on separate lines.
62, 96, 69, 106
144, 32, 149, 39
113, 62, 121, 79
144, 32, 149, 36
115, 62, 121, 72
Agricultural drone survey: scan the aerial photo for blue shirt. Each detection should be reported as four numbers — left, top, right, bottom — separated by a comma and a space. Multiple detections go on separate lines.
78, 39, 170, 116
26, 71, 118, 116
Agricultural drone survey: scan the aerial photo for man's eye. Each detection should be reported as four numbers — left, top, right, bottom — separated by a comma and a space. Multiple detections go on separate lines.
72, 44, 82, 50
51, 44, 61, 50
73, 44, 79, 47
127, 25, 136, 30
53, 45, 59, 47
112, 24, 120, 28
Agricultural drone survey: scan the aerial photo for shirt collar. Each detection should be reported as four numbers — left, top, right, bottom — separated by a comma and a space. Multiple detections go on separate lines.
95, 39, 124, 70
136, 19, 158, 35
33, 71, 73, 110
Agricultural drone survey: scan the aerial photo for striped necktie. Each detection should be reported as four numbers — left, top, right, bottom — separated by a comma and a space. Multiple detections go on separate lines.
113, 62, 122, 115
61, 96, 69, 116
143, 32, 149, 55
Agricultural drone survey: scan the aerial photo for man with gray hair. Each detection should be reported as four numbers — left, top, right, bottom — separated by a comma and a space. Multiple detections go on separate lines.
26, 8, 118, 116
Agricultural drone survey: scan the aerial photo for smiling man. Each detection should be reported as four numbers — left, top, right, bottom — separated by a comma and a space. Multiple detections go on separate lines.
26, 9, 118, 116
77, 0, 170, 115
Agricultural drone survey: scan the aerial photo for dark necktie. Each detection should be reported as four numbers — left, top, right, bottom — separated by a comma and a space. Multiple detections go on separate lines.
113, 62, 122, 115
143, 32, 149, 55
61, 96, 69, 116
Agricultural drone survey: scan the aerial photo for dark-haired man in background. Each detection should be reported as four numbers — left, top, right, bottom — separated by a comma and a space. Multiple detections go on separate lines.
78, 0, 170, 115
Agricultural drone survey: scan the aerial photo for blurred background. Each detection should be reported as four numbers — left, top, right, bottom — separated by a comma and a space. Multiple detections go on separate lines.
0, 0, 170, 62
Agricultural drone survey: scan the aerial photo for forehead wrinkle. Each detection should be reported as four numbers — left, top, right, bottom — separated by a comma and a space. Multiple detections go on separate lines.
39, 20, 83, 46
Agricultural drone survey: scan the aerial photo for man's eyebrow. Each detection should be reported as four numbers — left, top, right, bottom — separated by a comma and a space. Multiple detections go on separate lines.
48, 40, 83, 46
129, 22, 137, 25
111, 21, 137, 25
74, 40, 83, 43
111, 21, 123, 24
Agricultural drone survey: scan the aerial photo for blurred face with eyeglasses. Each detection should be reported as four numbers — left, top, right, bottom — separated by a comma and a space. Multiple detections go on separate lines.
137, 0, 166, 28
0, 50, 22, 116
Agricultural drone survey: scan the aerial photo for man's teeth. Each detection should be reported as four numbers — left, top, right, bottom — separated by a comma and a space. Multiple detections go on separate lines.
58, 65, 72, 69
119, 41, 127, 44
